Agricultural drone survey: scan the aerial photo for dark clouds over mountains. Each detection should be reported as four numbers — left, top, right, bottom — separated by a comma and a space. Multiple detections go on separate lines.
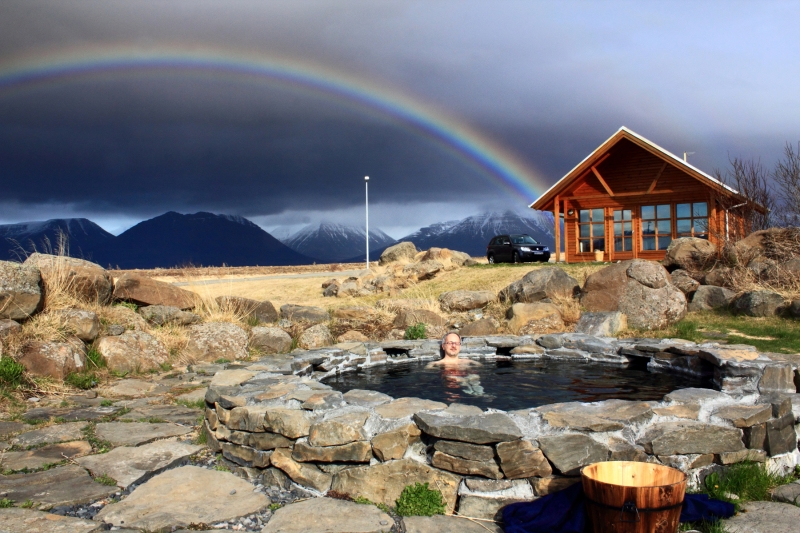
0, 2, 798, 234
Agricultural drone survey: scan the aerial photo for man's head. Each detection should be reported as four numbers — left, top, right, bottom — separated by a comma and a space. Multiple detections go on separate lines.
441, 332, 462, 358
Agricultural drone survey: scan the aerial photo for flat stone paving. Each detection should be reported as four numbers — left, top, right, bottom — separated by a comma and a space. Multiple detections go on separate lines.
724, 501, 800, 533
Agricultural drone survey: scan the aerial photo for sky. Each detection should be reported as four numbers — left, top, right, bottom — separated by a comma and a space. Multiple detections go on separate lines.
0, 1, 798, 238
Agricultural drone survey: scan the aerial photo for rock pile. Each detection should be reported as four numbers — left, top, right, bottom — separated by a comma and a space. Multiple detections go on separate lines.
663, 234, 800, 318
322, 243, 475, 298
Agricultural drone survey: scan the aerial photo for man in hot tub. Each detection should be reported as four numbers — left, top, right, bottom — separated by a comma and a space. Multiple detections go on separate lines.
427, 332, 486, 397
428, 332, 479, 367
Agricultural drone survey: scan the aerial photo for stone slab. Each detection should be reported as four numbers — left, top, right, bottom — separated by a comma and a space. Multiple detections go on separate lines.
10, 422, 88, 448
343, 389, 393, 407
374, 397, 447, 419
22, 406, 121, 422
772, 482, 800, 505
404, 514, 502, 533
76, 439, 202, 489
713, 404, 773, 428
99, 379, 165, 398
538, 433, 609, 475
262, 497, 394, 533
0, 508, 100, 533
638, 421, 745, 456
0, 440, 91, 472
95, 422, 193, 446
94, 465, 269, 531
413, 412, 522, 444
0, 464, 117, 508
117, 405, 201, 425
0, 421, 25, 439
725, 501, 800, 533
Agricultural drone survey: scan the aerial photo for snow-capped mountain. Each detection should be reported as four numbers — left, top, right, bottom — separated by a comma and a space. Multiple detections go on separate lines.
281, 222, 396, 263
398, 210, 555, 257
0, 218, 115, 262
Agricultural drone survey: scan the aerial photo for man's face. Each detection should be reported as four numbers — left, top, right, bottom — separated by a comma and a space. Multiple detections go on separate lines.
442, 334, 461, 357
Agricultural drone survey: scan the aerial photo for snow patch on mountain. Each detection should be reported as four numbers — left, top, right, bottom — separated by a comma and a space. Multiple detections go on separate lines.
282, 221, 396, 263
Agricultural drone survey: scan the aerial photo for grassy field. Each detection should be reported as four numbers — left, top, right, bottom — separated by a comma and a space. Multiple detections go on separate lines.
176, 261, 608, 311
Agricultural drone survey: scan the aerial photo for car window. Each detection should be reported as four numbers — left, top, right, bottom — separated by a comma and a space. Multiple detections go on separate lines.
511, 235, 538, 244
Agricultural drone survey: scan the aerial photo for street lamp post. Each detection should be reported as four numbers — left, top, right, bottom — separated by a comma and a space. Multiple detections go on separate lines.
364, 176, 370, 270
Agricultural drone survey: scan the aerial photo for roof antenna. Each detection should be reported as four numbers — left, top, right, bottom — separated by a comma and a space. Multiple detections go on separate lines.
683, 151, 695, 162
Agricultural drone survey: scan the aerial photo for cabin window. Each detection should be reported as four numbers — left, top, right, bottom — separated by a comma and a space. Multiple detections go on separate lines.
578, 208, 605, 253
641, 204, 671, 251
676, 202, 709, 239
613, 209, 633, 252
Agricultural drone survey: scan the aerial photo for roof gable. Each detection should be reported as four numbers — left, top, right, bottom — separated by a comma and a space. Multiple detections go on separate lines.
531, 127, 743, 210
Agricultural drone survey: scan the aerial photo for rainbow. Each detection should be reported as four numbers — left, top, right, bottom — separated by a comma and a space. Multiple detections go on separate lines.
0, 45, 550, 201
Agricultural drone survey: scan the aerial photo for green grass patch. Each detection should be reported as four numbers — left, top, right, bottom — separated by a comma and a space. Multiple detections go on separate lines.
0, 357, 26, 387
0, 498, 14, 508
65, 372, 97, 390
353, 496, 391, 514
85, 346, 106, 369
700, 461, 795, 508
81, 422, 113, 454
100, 399, 114, 407
268, 502, 283, 512
641, 311, 800, 354
214, 358, 231, 365
404, 323, 426, 340
195, 426, 208, 445
176, 398, 206, 410
20, 499, 35, 508
114, 302, 138, 311
94, 473, 118, 486
395, 482, 446, 517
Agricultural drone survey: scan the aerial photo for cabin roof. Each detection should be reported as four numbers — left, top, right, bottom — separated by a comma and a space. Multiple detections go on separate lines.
530, 126, 747, 210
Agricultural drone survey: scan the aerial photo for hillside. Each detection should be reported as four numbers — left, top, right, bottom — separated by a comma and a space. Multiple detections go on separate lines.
0, 218, 114, 262
93, 212, 315, 269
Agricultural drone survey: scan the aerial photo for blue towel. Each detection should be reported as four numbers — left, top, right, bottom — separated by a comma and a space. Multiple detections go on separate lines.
502, 483, 734, 533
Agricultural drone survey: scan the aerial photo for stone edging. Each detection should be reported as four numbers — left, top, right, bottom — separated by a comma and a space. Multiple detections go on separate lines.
203, 333, 800, 520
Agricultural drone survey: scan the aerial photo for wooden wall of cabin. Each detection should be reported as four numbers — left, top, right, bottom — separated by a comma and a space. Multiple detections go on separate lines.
558, 139, 738, 263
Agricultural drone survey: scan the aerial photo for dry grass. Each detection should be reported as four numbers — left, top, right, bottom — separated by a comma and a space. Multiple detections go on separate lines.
148, 323, 190, 360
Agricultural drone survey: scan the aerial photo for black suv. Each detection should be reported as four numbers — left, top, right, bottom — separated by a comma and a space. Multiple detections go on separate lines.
486, 234, 550, 263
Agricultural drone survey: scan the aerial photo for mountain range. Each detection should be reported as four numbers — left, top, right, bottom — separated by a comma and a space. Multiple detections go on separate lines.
0, 210, 555, 268
280, 222, 396, 263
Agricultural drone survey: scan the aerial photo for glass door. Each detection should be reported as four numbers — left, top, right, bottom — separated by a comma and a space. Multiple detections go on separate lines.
613, 209, 633, 253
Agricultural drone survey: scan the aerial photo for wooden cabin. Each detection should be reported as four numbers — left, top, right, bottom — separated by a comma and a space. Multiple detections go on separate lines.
531, 127, 757, 263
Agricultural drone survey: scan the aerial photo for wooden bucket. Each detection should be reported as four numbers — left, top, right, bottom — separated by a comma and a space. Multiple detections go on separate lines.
582, 461, 686, 533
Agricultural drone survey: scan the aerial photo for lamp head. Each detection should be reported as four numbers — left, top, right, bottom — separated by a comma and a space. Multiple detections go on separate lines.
364, 176, 369, 182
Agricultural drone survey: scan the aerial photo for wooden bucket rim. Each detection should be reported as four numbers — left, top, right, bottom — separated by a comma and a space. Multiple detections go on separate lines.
581, 461, 687, 489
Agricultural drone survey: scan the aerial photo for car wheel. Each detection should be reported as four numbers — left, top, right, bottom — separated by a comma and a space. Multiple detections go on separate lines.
512, 252, 520, 263
487, 255, 495, 264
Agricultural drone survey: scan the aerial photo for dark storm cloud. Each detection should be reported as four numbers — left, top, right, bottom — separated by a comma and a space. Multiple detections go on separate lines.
0, 1, 798, 232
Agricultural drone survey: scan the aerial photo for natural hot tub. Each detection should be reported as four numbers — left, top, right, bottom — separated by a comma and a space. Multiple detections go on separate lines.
324, 359, 711, 411
203, 333, 799, 520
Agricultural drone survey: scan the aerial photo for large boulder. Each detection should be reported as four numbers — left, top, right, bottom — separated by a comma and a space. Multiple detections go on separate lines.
459, 318, 498, 337
24, 253, 113, 305
662, 238, 717, 272
689, 285, 737, 312
506, 302, 564, 334
581, 260, 687, 330
574, 311, 626, 336
138, 305, 200, 326
215, 296, 278, 323
184, 322, 248, 362
332, 306, 379, 321
421, 248, 472, 267
499, 267, 579, 303
670, 269, 700, 297
297, 323, 333, 349
112, 274, 195, 310
0, 260, 42, 320
731, 291, 785, 317
439, 290, 495, 312
379, 242, 418, 265
54, 309, 100, 342
393, 308, 446, 329
402, 260, 443, 281
249, 326, 292, 354
280, 304, 329, 324
96, 330, 169, 373
330, 458, 461, 514
18, 339, 86, 379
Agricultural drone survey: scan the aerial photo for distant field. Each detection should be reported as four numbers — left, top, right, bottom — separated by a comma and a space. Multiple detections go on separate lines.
143, 259, 606, 310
